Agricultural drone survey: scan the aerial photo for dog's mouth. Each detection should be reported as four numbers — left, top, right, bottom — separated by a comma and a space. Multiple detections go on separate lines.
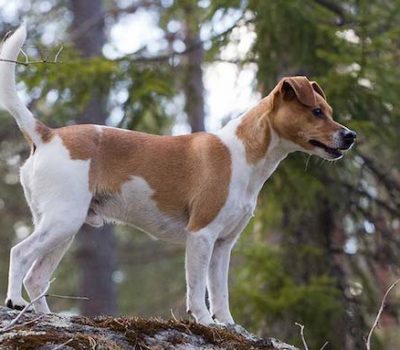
308, 139, 344, 158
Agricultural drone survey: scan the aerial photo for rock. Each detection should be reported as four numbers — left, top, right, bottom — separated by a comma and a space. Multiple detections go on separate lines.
0, 306, 298, 349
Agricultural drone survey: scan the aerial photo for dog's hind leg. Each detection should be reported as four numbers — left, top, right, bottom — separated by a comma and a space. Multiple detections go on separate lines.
5, 206, 89, 312
23, 237, 74, 313
20, 158, 41, 227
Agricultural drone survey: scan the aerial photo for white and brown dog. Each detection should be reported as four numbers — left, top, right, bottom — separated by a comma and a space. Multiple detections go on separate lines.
0, 26, 355, 324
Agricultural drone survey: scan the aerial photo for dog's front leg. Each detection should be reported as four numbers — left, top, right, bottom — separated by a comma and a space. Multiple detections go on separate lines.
207, 214, 252, 325
185, 230, 215, 325
207, 237, 236, 325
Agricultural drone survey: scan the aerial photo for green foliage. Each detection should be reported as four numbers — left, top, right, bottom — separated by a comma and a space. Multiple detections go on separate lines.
233, 244, 342, 348
20, 47, 176, 130
118, 64, 175, 133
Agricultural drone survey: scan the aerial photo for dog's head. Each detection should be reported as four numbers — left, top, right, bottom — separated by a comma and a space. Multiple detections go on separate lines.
269, 76, 356, 160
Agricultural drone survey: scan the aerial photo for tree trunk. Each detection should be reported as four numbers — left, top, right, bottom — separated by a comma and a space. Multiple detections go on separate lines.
182, 2, 205, 133
69, 0, 117, 316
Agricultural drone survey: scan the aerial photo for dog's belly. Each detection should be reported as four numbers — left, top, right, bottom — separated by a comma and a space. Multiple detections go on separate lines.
93, 176, 188, 243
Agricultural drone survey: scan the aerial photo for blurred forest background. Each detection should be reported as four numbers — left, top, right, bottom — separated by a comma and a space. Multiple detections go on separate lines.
0, 1, 399, 349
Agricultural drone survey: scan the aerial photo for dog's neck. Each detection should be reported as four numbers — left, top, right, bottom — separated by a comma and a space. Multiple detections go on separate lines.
217, 96, 298, 196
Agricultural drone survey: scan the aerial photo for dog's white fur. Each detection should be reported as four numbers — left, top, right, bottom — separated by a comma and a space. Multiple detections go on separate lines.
0, 25, 354, 324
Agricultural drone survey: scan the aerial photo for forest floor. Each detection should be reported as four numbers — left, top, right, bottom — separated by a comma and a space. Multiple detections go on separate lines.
0, 306, 298, 349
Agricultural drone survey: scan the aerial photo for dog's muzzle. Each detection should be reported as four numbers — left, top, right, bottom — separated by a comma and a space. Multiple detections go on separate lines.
339, 128, 357, 150
308, 128, 357, 159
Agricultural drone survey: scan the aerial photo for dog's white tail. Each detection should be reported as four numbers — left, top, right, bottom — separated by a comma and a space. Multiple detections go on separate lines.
0, 24, 41, 145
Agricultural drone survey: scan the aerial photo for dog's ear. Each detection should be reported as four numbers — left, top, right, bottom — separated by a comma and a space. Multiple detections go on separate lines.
311, 81, 327, 101
280, 76, 316, 107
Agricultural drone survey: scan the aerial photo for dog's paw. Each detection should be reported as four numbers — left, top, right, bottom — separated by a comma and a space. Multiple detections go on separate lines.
5, 297, 28, 311
187, 309, 215, 326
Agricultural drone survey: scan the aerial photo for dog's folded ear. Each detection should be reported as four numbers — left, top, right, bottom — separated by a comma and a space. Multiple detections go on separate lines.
310, 81, 327, 101
280, 76, 317, 107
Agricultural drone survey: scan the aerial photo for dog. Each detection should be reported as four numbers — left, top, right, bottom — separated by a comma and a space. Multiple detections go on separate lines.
0, 25, 356, 324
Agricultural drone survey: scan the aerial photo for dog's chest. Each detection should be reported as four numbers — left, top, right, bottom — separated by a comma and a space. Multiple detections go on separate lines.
215, 201, 255, 242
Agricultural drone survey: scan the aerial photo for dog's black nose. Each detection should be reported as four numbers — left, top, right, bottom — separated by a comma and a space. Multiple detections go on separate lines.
340, 129, 357, 148
342, 129, 357, 141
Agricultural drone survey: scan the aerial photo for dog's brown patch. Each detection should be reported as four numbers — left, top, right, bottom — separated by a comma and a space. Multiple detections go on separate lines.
236, 98, 272, 164
56, 125, 99, 160
36, 121, 54, 143
56, 125, 232, 232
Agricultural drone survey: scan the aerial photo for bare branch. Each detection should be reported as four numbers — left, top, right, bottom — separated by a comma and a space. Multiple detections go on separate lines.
19, 48, 29, 64
119, 17, 254, 64
53, 44, 64, 63
211, 58, 257, 65
295, 322, 309, 350
47, 293, 89, 301
2, 14, 248, 68
357, 151, 400, 194
320, 341, 329, 350
321, 174, 400, 217
366, 278, 400, 350
295, 322, 329, 350
0, 44, 63, 66
0, 58, 58, 66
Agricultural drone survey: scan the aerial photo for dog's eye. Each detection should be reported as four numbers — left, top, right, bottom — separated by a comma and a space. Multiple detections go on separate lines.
312, 108, 323, 118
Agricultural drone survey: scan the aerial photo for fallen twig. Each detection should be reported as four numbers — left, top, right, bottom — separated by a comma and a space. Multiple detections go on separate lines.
0, 314, 46, 333
366, 278, 400, 350
0, 279, 54, 332
0, 285, 89, 333
170, 308, 179, 322
53, 338, 74, 350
